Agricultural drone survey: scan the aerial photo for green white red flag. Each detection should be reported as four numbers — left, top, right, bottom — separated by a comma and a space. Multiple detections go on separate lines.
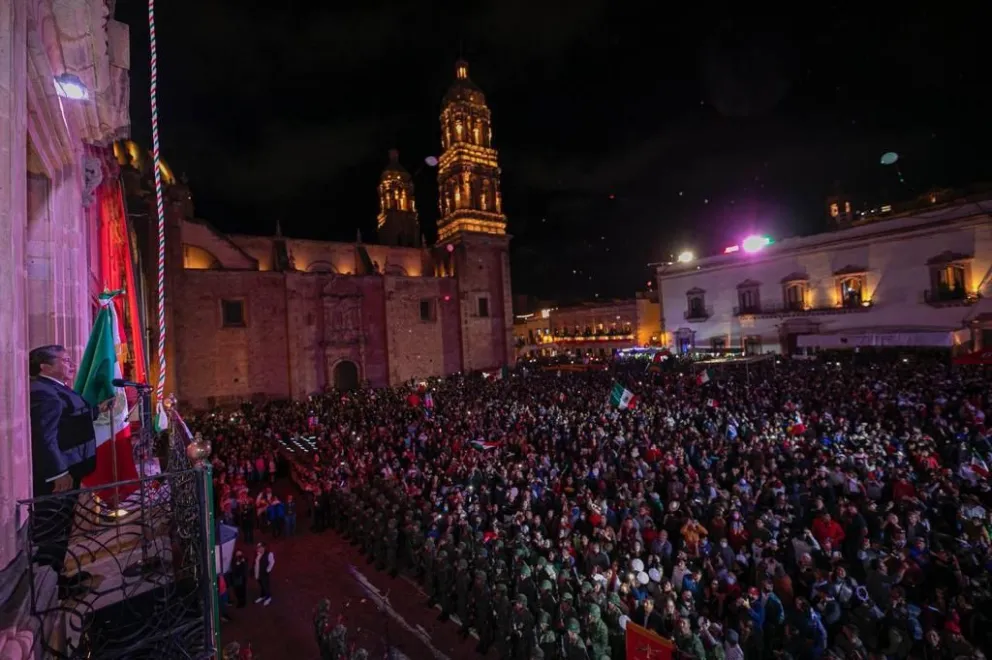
609, 383, 637, 409
75, 291, 139, 500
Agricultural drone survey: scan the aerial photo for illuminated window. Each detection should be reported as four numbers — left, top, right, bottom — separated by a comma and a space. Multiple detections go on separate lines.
838, 276, 865, 307
783, 283, 806, 310
830, 202, 839, 217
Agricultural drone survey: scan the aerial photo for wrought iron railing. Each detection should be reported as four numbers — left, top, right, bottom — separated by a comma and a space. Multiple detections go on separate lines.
16, 405, 218, 659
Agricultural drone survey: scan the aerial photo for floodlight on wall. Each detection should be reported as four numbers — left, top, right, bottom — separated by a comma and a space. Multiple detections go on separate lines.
54, 73, 89, 100
677, 250, 695, 263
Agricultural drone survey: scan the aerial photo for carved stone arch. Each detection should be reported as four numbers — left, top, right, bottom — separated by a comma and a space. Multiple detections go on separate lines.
307, 260, 337, 274
331, 359, 360, 390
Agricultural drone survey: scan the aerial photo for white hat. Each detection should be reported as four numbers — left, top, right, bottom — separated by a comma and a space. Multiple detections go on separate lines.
648, 568, 662, 583
631, 558, 645, 573
637, 571, 649, 586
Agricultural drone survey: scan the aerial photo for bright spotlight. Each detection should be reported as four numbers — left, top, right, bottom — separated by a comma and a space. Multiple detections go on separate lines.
741, 235, 772, 253
54, 73, 88, 100
677, 250, 695, 263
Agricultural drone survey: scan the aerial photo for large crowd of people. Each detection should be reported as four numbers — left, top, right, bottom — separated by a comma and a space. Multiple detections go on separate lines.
192, 354, 992, 660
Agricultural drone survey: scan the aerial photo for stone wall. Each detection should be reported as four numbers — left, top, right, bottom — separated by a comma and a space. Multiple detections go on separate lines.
451, 234, 512, 372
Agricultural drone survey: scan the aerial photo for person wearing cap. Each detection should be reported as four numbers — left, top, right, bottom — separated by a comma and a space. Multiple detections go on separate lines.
562, 618, 586, 660
510, 593, 536, 660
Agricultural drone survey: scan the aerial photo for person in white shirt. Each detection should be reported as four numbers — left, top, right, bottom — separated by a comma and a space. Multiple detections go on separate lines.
253, 542, 275, 606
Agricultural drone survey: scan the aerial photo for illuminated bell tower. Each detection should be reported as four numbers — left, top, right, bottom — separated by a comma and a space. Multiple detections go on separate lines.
436, 59, 506, 242
377, 149, 420, 247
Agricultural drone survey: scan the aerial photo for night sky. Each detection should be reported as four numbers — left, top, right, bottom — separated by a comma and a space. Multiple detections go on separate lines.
117, 3, 991, 304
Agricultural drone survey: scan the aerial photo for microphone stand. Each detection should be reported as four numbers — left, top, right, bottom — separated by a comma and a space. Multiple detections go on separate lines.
123, 386, 167, 578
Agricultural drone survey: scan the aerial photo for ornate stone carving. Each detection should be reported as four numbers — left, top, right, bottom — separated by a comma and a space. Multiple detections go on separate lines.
81, 155, 103, 207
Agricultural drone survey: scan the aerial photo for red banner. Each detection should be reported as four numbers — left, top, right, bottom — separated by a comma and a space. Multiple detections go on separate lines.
625, 622, 675, 660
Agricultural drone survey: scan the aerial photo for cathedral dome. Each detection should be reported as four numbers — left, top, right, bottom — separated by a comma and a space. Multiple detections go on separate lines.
381, 149, 411, 182
443, 59, 486, 107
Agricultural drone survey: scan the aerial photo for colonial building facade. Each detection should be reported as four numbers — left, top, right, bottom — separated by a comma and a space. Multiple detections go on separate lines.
0, 0, 131, 645
656, 198, 992, 355
513, 294, 662, 360
143, 61, 513, 409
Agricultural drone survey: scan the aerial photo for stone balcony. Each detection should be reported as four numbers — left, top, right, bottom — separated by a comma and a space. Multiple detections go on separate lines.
733, 300, 874, 318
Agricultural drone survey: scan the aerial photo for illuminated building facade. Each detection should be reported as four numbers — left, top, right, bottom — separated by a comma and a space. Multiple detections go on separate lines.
656, 198, 992, 355
514, 294, 662, 360
1, 0, 132, 644
128, 61, 513, 409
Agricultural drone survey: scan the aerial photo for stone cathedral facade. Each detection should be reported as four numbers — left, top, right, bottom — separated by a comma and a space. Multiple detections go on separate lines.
135, 60, 513, 409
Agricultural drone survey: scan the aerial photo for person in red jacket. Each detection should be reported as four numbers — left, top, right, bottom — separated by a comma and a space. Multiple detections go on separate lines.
812, 512, 846, 547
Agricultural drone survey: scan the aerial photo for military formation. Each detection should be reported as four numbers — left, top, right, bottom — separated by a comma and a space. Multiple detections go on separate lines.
327, 477, 623, 660
313, 597, 371, 660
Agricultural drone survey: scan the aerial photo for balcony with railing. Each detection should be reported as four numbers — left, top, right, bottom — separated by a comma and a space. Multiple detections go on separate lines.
923, 287, 980, 307
734, 299, 874, 317
684, 306, 713, 321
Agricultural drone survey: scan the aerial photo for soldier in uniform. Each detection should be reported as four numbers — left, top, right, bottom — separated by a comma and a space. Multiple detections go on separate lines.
517, 563, 539, 613
385, 518, 399, 576
562, 619, 589, 660
494, 583, 513, 659
455, 558, 472, 636
511, 594, 537, 660
436, 552, 455, 621
536, 611, 559, 660
585, 604, 610, 659
473, 570, 493, 654
539, 580, 558, 615
425, 544, 441, 607
555, 592, 577, 636
603, 593, 628, 659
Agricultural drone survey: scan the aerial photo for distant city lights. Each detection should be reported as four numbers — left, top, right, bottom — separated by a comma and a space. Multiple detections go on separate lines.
677, 250, 695, 263
741, 235, 773, 253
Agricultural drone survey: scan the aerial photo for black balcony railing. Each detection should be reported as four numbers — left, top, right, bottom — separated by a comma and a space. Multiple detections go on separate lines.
734, 300, 874, 316
684, 306, 713, 321
923, 288, 978, 305
17, 410, 219, 660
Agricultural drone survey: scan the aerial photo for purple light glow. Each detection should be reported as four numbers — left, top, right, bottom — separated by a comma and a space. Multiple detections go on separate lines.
741, 235, 771, 253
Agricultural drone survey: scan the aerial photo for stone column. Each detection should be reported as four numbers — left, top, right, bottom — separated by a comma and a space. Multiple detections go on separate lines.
0, 0, 33, 573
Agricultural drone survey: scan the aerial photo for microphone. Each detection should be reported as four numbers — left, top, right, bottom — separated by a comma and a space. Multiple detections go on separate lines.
112, 378, 152, 390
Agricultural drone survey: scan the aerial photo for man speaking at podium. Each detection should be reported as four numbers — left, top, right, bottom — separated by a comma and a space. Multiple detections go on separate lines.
29, 344, 106, 597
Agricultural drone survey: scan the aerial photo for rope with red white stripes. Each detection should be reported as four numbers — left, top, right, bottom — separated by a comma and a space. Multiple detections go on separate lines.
149, 0, 167, 403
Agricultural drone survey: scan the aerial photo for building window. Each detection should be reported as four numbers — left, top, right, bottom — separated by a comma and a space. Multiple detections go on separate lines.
933, 265, 967, 299
783, 283, 807, 311
420, 299, 436, 322
838, 275, 865, 307
477, 296, 490, 318
710, 337, 726, 352
736, 280, 760, 314
685, 288, 708, 320
744, 336, 761, 356
221, 300, 246, 328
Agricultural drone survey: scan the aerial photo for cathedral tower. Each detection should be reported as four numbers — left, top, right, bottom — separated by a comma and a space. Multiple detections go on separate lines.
435, 60, 513, 372
377, 149, 420, 247
436, 60, 506, 242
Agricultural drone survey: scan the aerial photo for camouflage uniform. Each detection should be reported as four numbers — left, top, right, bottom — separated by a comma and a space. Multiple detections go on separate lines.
562, 619, 588, 660
455, 558, 472, 631
385, 518, 399, 575
494, 583, 513, 659
585, 604, 609, 659
537, 611, 559, 660
473, 570, 493, 654
511, 594, 537, 660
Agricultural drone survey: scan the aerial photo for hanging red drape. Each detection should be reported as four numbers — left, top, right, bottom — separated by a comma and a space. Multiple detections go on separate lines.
92, 145, 147, 384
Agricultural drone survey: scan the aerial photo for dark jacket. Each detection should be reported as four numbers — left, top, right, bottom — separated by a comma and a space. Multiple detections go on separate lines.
29, 376, 97, 491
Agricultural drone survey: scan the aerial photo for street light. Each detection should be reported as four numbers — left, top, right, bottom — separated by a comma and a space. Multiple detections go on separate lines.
677, 250, 695, 263
54, 73, 88, 100
741, 235, 772, 254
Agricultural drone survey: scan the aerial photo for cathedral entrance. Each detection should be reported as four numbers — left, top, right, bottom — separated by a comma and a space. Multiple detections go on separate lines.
333, 360, 360, 390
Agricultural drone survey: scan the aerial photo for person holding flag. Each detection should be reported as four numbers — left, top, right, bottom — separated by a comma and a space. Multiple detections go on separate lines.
29, 344, 113, 597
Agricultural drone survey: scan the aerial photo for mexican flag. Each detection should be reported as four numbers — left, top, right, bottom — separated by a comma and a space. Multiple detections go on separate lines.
697, 369, 711, 385
75, 292, 139, 501
471, 440, 500, 451
609, 383, 637, 410
424, 392, 434, 410
705, 398, 719, 408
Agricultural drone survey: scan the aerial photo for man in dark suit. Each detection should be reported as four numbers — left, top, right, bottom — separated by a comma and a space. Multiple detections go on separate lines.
29, 344, 105, 596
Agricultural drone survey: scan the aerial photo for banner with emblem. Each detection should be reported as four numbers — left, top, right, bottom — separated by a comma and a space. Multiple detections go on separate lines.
625, 622, 674, 660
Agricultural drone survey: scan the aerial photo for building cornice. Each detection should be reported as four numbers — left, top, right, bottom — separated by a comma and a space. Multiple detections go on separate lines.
657, 205, 992, 281
30, 0, 130, 148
